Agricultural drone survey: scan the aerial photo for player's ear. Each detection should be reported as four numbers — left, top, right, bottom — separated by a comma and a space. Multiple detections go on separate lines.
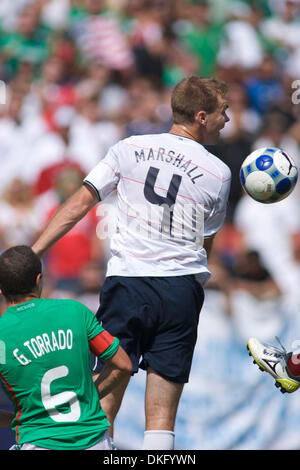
195, 110, 207, 126
36, 273, 43, 287
36, 273, 43, 296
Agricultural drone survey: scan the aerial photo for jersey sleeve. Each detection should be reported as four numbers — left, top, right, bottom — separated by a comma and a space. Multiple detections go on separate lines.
84, 305, 104, 340
83, 304, 120, 360
83, 142, 121, 201
204, 165, 231, 238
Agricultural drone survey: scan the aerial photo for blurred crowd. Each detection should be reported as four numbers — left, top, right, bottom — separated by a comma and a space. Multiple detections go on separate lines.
0, 0, 299, 311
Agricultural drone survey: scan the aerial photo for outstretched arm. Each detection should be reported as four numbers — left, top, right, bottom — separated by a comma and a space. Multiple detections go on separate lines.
32, 184, 99, 258
0, 410, 14, 428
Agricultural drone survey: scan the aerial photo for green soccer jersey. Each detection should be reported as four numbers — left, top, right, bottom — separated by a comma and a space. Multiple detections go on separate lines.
0, 298, 119, 450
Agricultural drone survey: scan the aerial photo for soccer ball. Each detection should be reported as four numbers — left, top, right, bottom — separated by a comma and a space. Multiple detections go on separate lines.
240, 147, 298, 203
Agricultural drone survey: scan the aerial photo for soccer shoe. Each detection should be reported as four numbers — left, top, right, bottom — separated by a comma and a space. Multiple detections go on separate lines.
247, 337, 300, 394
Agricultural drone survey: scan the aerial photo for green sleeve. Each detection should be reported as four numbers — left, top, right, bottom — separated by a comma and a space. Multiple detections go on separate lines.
80, 301, 120, 359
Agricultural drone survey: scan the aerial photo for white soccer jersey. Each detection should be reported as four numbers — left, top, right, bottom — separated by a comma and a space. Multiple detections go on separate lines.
84, 133, 231, 284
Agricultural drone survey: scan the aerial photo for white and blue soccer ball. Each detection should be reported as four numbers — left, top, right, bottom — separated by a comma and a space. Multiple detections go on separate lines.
240, 147, 298, 203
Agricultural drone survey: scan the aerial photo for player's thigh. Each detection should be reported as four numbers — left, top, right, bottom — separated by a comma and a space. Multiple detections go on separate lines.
142, 275, 204, 383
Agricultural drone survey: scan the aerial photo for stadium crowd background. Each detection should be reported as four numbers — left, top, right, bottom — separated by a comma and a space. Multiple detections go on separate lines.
0, 0, 300, 450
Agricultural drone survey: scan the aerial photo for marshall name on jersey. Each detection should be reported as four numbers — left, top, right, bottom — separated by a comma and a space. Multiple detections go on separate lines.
134, 145, 204, 185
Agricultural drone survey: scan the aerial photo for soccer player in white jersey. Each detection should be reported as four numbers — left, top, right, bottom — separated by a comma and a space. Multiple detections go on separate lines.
32, 76, 231, 450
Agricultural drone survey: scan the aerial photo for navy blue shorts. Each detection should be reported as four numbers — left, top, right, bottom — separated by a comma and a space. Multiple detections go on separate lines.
92, 275, 204, 383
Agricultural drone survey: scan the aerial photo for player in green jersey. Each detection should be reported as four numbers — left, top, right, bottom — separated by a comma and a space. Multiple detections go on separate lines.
0, 245, 132, 450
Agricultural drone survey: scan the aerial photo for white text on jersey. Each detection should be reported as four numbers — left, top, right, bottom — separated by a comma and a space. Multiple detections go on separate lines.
13, 330, 73, 365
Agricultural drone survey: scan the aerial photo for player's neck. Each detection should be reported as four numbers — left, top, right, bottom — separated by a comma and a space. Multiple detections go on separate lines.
5, 293, 41, 309
169, 124, 202, 144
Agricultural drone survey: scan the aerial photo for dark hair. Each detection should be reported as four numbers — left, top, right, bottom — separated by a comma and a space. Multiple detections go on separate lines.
0, 246, 42, 302
171, 76, 228, 124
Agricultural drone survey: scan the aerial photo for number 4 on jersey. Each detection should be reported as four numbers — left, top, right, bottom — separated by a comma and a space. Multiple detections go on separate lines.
144, 166, 182, 235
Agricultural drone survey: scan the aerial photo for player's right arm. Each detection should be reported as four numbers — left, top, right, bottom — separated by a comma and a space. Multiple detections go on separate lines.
89, 330, 132, 400
32, 184, 99, 258
0, 409, 14, 428
92, 347, 132, 400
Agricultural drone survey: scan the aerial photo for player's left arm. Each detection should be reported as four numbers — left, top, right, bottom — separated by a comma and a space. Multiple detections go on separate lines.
203, 164, 231, 258
0, 409, 14, 428
204, 234, 216, 259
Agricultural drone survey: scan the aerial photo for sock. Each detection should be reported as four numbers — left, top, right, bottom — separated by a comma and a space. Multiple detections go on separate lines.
142, 430, 175, 450
287, 353, 300, 377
